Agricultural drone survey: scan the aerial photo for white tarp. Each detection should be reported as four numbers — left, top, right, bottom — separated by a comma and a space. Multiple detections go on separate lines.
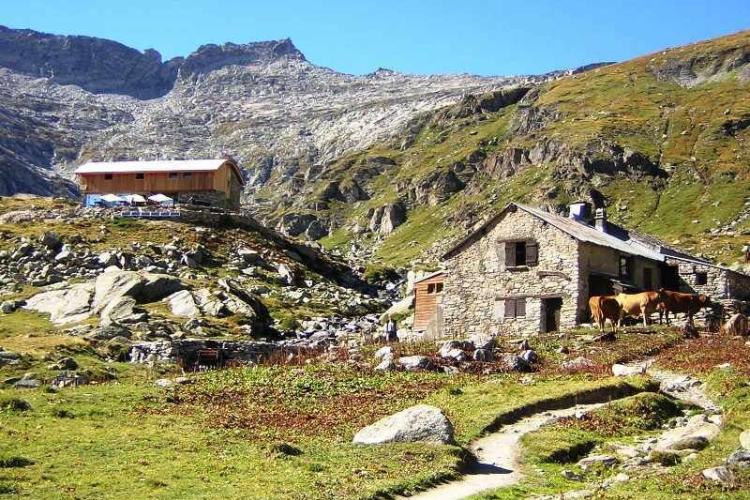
148, 194, 174, 205
100, 194, 124, 203
124, 194, 147, 203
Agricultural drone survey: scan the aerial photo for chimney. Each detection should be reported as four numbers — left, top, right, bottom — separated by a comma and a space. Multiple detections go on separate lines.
595, 207, 608, 233
568, 201, 591, 222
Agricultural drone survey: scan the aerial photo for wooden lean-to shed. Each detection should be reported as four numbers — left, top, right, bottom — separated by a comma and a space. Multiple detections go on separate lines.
75, 158, 245, 209
413, 271, 446, 336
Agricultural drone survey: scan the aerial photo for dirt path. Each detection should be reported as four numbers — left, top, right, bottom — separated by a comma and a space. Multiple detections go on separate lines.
402, 402, 607, 500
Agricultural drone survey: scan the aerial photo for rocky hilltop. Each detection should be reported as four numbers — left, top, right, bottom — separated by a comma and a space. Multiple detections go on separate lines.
0, 25, 548, 198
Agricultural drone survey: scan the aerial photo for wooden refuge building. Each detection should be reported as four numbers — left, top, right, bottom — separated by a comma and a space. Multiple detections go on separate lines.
424, 202, 750, 338
75, 159, 245, 210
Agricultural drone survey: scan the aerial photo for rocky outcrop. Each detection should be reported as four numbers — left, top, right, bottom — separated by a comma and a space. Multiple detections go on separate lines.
647, 42, 750, 87
368, 202, 406, 235
0, 25, 178, 98
25, 267, 183, 325
352, 405, 455, 445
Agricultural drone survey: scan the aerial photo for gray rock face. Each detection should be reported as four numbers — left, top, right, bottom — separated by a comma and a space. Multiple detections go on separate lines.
166, 290, 201, 318
702, 466, 735, 485
577, 454, 617, 470
0, 25, 178, 98
740, 429, 750, 450
99, 296, 138, 326
369, 203, 407, 235
655, 414, 721, 452
352, 405, 455, 445
398, 355, 433, 371
25, 268, 182, 325
24, 282, 95, 324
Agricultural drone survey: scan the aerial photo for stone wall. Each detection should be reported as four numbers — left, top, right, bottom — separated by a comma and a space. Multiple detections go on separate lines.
177, 190, 230, 208
664, 257, 731, 299
442, 208, 582, 337
129, 339, 279, 365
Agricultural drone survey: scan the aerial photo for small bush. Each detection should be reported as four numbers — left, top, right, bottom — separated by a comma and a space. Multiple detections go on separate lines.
0, 455, 34, 468
0, 397, 31, 412
650, 450, 681, 466
269, 442, 302, 457
50, 408, 75, 419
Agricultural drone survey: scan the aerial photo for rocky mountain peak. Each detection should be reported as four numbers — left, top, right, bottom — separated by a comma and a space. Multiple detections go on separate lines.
178, 38, 306, 76
0, 25, 177, 99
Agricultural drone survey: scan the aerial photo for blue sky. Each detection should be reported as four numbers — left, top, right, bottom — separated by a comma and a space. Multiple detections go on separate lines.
3, 0, 749, 75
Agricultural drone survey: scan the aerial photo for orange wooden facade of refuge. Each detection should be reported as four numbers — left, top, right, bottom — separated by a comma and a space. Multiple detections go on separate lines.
413, 271, 445, 332
75, 159, 245, 209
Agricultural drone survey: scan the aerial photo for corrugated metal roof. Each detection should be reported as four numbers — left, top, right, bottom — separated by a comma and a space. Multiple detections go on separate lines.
75, 159, 228, 174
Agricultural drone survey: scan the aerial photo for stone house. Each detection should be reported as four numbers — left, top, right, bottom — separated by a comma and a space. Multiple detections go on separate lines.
421, 202, 750, 338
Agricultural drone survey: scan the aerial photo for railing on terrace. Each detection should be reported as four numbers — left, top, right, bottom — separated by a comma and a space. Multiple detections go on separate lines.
118, 208, 181, 219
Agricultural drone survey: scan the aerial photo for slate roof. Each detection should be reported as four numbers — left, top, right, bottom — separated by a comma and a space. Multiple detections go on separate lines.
443, 202, 683, 263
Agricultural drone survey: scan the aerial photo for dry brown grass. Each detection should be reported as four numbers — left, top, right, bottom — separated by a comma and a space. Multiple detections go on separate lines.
655, 333, 750, 375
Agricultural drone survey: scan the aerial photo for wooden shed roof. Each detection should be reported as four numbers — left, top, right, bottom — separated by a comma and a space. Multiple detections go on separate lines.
75, 159, 245, 185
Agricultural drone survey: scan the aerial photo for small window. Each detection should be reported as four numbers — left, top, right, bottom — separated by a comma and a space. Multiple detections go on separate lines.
695, 272, 707, 286
169, 173, 178, 179
427, 283, 436, 294
515, 242, 526, 266
504, 298, 526, 318
643, 268, 653, 290
504, 241, 538, 268
619, 256, 632, 280
183, 172, 192, 178
426, 282, 444, 294
435, 282, 443, 293
135, 173, 144, 180
104, 173, 113, 180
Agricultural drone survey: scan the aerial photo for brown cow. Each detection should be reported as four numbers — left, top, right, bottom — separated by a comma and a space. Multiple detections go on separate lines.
588, 295, 622, 335
658, 289, 711, 326
615, 291, 661, 328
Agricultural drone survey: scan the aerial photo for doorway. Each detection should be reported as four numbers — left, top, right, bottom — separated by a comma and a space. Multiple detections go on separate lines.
542, 297, 563, 333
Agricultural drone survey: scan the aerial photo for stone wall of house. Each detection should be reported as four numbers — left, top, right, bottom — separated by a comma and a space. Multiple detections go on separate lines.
726, 270, 750, 301
579, 243, 662, 299
664, 257, 729, 299
442, 208, 582, 337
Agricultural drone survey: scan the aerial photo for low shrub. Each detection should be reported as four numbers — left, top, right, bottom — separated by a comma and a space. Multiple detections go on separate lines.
0, 396, 31, 412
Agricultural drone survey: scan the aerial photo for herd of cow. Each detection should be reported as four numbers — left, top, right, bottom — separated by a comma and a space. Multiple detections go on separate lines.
588, 289, 712, 334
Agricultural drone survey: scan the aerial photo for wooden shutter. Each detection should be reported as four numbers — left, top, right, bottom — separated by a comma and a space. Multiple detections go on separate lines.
504, 298, 516, 318
505, 242, 516, 268
516, 298, 526, 316
525, 241, 538, 267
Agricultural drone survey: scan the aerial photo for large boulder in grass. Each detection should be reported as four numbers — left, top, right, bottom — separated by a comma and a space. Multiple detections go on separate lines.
655, 414, 721, 452
93, 267, 183, 312
25, 282, 95, 324
398, 355, 434, 371
166, 290, 201, 318
353, 405, 455, 445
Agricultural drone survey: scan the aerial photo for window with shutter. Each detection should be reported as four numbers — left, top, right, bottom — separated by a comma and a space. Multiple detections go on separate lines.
504, 298, 516, 318
525, 241, 538, 266
516, 298, 526, 316
504, 298, 526, 318
505, 242, 516, 268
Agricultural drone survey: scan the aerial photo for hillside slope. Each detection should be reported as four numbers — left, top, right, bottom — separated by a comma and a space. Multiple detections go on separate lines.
267, 30, 750, 270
